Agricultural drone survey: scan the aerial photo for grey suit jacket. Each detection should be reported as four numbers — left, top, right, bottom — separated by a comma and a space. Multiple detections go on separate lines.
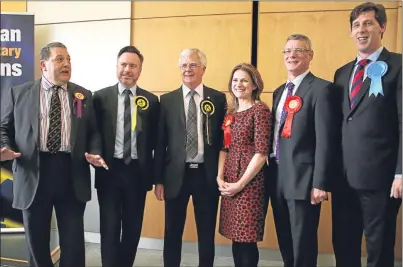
0, 78, 101, 210
271, 72, 339, 200
154, 85, 227, 199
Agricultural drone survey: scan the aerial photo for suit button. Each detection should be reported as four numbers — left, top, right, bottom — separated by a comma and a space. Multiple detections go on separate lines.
348, 117, 353, 121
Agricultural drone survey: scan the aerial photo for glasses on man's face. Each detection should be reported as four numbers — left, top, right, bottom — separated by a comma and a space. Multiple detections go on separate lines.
179, 62, 201, 70
282, 48, 311, 55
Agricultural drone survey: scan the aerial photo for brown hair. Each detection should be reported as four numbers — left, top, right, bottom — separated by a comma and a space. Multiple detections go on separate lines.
350, 2, 387, 37
227, 63, 265, 115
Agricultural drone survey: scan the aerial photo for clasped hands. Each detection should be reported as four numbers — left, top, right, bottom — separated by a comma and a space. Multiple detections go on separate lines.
1, 148, 108, 170
218, 178, 244, 197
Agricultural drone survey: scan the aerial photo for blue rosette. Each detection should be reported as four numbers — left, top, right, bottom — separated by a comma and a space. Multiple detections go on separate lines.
367, 61, 388, 97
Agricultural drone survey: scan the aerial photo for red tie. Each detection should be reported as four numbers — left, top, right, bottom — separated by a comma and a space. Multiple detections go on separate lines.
350, 59, 370, 109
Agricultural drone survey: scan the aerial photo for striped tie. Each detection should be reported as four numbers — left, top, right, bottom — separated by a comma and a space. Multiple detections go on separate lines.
350, 59, 370, 109
47, 86, 62, 153
123, 89, 132, 164
275, 82, 294, 161
186, 90, 198, 159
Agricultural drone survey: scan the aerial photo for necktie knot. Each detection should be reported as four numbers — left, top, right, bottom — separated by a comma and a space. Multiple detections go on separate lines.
358, 59, 370, 67
124, 89, 132, 96
286, 82, 295, 90
188, 90, 197, 97
53, 85, 61, 92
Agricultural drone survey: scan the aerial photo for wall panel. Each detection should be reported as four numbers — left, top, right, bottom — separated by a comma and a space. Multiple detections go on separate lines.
131, 14, 252, 92
132, 1, 251, 19
28, 1, 130, 24
0, 1, 26, 12
260, 1, 398, 13
258, 9, 397, 91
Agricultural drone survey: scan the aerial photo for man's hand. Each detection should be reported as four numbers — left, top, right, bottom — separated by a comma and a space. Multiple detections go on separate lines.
84, 153, 108, 170
0, 147, 21, 161
310, 188, 328, 205
154, 184, 164, 201
390, 178, 402, 199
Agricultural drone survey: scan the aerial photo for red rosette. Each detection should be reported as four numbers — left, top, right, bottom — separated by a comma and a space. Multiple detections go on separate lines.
281, 96, 302, 138
222, 115, 234, 148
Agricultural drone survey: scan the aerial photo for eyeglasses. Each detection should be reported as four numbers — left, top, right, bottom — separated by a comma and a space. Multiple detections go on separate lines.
179, 63, 201, 70
282, 48, 311, 55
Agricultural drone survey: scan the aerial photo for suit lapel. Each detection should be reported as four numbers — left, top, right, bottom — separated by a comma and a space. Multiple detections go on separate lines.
342, 61, 355, 116
294, 72, 314, 99
108, 85, 118, 141
177, 87, 186, 128
67, 83, 78, 150
348, 48, 390, 115
273, 84, 285, 114
135, 87, 144, 136
30, 80, 41, 146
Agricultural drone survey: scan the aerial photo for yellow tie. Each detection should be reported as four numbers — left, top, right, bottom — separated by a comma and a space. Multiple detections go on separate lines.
131, 98, 137, 132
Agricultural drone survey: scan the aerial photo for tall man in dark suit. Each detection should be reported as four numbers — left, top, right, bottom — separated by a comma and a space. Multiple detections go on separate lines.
154, 48, 226, 267
92, 46, 159, 267
0, 42, 107, 267
265, 34, 338, 267
332, 3, 402, 267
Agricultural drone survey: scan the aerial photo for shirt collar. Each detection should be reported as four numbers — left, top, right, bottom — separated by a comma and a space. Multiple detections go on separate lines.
118, 83, 137, 96
356, 46, 384, 65
182, 83, 203, 97
41, 76, 68, 91
286, 69, 310, 89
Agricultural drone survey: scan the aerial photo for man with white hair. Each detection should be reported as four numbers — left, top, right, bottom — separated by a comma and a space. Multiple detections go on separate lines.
154, 48, 226, 267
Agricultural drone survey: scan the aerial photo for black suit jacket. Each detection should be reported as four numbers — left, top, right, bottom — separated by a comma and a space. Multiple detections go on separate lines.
0, 79, 101, 210
272, 72, 338, 200
92, 85, 159, 191
334, 48, 402, 190
154, 85, 226, 199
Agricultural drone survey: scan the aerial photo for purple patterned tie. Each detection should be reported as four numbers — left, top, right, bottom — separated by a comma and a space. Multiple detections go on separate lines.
275, 82, 295, 161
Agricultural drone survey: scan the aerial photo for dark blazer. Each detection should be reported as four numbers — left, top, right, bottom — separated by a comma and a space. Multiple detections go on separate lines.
0, 79, 101, 210
272, 72, 338, 200
154, 85, 226, 199
334, 48, 402, 190
92, 84, 159, 191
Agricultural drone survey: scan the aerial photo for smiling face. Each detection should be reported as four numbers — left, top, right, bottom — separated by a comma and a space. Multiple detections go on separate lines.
179, 53, 205, 90
40, 47, 71, 85
350, 10, 385, 58
283, 39, 313, 79
231, 69, 256, 101
117, 52, 142, 88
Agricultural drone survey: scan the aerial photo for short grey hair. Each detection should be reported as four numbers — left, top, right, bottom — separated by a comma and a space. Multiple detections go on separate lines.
178, 48, 207, 68
40, 42, 67, 61
286, 34, 312, 50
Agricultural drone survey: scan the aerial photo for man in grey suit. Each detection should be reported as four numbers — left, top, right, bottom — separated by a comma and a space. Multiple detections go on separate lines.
265, 34, 338, 267
0, 42, 107, 267
154, 48, 226, 267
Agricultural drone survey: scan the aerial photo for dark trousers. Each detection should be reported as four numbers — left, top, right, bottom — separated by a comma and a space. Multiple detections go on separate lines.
163, 164, 219, 267
232, 241, 259, 267
332, 178, 402, 267
97, 159, 147, 267
24, 152, 86, 267
266, 159, 321, 267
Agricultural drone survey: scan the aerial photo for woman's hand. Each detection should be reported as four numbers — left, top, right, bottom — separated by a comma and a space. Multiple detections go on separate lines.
219, 182, 244, 197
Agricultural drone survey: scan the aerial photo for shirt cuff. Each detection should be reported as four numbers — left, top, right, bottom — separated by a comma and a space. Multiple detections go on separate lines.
395, 174, 402, 179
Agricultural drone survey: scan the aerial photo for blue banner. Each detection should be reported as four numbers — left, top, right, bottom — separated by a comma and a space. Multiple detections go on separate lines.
1, 13, 34, 230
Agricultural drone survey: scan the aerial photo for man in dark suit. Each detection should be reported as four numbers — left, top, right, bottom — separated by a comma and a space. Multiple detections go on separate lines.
154, 48, 226, 267
92, 46, 159, 267
0, 42, 107, 267
332, 3, 402, 267
265, 34, 338, 267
